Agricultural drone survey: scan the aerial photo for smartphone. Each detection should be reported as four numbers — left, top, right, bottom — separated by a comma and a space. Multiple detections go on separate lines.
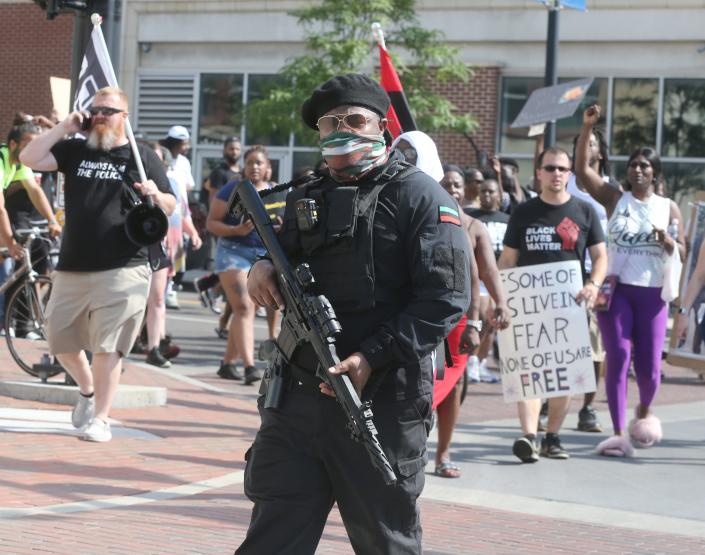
81, 115, 92, 131
594, 275, 618, 312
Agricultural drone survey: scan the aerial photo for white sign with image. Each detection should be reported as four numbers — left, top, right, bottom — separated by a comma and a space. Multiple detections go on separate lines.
498, 260, 596, 402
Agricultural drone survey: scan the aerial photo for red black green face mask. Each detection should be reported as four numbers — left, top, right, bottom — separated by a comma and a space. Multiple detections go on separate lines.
320, 131, 388, 182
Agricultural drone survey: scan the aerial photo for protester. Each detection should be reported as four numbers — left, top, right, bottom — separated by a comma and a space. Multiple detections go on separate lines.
391, 129, 444, 182
463, 166, 484, 210
435, 163, 510, 478
566, 125, 619, 433
204, 135, 241, 205
575, 105, 685, 456
0, 119, 62, 331
160, 125, 195, 309
499, 146, 607, 462
465, 177, 510, 379
238, 73, 470, 554
20, 86, 175, 442
196, 136, 243, 315
206, 145, 272, 384
142, 143, 202, 368
675, 238, 705, 342
498, 156, 528, 213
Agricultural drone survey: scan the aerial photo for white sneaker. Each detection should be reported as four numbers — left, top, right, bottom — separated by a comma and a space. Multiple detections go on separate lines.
80, 418, 112, 442
165, 290, 179, 309
71, 393, 95, 428
478, 360, 500, 383
466, 355, 480, 383
25, 331, 42, 340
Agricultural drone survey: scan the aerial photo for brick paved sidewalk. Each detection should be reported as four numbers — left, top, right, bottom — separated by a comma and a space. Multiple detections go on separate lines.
0, 349, 703, 554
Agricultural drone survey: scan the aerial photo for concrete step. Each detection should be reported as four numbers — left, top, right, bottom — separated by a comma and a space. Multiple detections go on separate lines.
0, 381, 167, 408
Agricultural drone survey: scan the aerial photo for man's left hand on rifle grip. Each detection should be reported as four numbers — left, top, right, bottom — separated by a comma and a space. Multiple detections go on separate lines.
322, 352, 372, 398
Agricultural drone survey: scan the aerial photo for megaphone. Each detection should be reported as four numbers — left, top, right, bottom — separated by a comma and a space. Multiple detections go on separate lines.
124, 195, 169, 247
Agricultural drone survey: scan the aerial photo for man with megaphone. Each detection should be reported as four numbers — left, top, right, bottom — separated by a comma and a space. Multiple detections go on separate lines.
20, 86, 175, 443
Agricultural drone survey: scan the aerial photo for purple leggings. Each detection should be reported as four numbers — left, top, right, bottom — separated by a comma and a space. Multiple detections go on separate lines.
596, 283, 667, 433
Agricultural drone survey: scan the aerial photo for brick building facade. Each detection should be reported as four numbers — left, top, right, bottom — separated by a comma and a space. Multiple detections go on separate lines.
0, 2, 72, 140
430, 66, 500, 169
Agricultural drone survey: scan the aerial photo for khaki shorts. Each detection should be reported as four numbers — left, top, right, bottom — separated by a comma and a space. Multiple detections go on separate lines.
589, 312, 605, 364
46, 265, 151, 356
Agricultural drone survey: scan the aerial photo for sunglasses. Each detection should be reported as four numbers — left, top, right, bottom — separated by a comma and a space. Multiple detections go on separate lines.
316, 113, 374, 133
541, 165, 571, 174
629, 161, 651, 170
88, 106, 124, 116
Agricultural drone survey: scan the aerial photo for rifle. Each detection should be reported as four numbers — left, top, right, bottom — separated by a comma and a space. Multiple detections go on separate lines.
227, 179, 397, 486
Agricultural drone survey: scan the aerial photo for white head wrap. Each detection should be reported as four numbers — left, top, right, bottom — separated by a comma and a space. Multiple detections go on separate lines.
391, 130, 444, 182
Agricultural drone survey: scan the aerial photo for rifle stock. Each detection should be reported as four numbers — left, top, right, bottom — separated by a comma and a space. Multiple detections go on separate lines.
227, 180, 397, 486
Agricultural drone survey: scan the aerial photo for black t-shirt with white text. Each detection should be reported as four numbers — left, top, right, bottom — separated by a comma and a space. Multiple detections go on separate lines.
465, 208, 510, 259
503, 196, 604, 274
51, 139, 173, 271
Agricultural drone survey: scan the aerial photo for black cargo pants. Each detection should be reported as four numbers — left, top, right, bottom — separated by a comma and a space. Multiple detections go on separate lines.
235, 387, 433, 555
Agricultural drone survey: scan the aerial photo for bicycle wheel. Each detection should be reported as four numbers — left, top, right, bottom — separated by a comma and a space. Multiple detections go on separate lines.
5, 275, 63, 378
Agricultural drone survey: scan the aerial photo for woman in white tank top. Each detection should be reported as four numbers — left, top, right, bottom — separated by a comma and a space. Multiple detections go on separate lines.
574, 105, 685, 457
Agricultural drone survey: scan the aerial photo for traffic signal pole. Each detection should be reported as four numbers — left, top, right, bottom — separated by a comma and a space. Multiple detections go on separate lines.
544, 0, 560, 147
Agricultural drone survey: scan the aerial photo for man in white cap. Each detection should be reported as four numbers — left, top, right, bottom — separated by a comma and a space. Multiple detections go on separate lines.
160, 125, 195, 308
161, 125, 194, 193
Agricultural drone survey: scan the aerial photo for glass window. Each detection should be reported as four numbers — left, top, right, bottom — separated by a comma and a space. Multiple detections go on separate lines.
662, 79, 705, 158
499, 77, 544, 155
662, 162, 705, 210
498, 77, 607, 155
246, 74, 290, 147
611, 78, 658, 155
198, 74, 244, 145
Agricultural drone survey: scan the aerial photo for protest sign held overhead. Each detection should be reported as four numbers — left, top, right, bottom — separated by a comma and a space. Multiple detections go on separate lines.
510, 78, 593, 130
498, 260, 596, 403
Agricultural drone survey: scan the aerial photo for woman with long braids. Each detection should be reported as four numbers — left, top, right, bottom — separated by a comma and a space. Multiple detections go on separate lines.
575, 105, 685, 457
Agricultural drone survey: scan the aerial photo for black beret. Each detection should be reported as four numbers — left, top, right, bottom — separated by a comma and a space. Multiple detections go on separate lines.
301, 73, 390, 130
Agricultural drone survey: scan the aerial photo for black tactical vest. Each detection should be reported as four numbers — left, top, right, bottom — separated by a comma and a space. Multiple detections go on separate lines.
279, 161, 419, 313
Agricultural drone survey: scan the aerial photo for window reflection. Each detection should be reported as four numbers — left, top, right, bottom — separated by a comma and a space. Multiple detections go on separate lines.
246, 74, 289, 146
662, 79, 705, 158
198, 74, 244, 144
611, 78, 658, 155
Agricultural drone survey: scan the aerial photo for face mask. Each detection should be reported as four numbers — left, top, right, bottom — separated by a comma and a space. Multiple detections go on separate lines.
320, 131, 387, 182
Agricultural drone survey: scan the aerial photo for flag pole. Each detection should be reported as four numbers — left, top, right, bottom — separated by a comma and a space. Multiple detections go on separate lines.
371, 22, 386, 51
89, 13, 148, 184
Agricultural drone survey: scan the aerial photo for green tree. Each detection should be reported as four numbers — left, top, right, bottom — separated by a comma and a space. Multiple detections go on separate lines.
246, 0, 476, 144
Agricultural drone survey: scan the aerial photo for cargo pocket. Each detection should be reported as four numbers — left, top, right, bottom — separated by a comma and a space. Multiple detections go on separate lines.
395, 453, 426, 480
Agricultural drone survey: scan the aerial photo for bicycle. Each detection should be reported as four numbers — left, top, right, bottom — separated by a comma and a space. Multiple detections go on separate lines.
1, 226, 63, 381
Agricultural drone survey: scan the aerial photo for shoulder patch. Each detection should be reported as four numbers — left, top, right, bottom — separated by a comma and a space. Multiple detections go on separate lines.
439, 205, 461, 226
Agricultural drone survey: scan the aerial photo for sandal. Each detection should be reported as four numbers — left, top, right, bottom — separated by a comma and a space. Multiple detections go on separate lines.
434, 460, 461, 478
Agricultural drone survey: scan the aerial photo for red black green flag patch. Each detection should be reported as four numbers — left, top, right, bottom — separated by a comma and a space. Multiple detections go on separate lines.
439, 205, 461, 226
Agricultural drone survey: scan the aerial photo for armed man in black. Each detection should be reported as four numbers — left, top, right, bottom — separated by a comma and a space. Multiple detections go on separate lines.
237, 74, 471, 554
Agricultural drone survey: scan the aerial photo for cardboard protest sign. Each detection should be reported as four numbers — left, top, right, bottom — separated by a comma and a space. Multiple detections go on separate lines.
510, 78, 594, 129
498, 260, 596, 402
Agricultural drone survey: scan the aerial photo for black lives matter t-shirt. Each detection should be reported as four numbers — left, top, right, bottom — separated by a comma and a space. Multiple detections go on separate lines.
503, 196, 604, 274
51, 139, 173, 271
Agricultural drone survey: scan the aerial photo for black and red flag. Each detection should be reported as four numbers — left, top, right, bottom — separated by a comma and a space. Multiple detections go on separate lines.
375, 28, 416, 138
